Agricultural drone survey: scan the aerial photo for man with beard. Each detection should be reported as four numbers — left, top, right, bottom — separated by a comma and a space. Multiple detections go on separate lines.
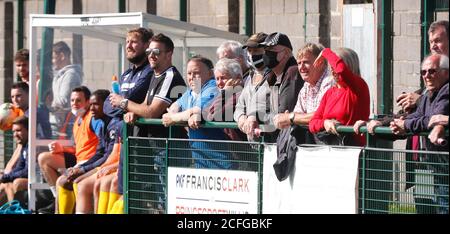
109, 33, 186, 213
96, 27, 154, 214
0, 116, 29, 204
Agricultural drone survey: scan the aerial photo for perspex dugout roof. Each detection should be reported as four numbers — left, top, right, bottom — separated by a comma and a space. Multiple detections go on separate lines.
30, 12, 247, 46
27, 12, 248, 211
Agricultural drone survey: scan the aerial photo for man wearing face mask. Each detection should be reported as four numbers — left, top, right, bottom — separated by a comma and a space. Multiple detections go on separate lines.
234, 32, 276, 142
260, 33, 304, 116
37, 86, 105, 214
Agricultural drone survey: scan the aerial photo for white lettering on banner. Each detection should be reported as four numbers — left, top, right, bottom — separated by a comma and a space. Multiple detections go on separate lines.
175, 174, 250, 192
168, 167, 258, 214
262, 145, 361, 214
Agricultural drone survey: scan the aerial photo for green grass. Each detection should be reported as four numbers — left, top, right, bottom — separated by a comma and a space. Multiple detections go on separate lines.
389, 203, 416, 214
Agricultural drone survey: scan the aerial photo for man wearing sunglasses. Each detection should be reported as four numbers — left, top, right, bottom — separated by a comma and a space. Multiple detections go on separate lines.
112, 33, 187, 136
390, 54, 449, 141
390, 53, 449, 214
108, 33, 186, 213
96, 27, 153, 214
395, 21, 448, 114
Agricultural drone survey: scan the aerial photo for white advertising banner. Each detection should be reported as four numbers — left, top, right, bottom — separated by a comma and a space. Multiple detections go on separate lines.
168, 167, 259, 214
263, 145, 361, 214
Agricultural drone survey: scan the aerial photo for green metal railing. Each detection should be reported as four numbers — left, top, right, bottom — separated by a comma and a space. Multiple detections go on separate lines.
124, 119, 449, 214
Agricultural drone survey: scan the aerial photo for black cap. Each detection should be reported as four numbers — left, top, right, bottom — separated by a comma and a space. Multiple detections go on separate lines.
259, 32, 293, 50
242, 32, 268, 49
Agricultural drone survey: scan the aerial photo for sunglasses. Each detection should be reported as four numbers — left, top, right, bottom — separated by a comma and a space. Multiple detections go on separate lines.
145, 48, 164, 56
420, 68, 440, 76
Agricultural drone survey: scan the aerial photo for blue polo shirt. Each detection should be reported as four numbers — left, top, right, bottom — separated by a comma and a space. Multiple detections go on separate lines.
176, 78, 233, 169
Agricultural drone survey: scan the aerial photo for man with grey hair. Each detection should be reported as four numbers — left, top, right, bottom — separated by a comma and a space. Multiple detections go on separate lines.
394, 20, 448, 116
273, 42, 333, 132
390, 53, 449, 214
216, 40, 251, 84
429, 20, 449, 56
207, 58, 243, 122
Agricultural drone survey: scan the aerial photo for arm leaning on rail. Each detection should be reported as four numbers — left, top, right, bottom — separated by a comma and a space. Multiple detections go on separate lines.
135, 118, 449, 139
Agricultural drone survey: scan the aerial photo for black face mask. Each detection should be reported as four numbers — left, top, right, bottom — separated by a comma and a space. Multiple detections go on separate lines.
249, 54, 265, 69
263, 50, 280, 69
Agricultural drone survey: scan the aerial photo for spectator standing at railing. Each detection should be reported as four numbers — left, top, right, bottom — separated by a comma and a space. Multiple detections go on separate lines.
217, 41, 251, 85
110, 33, 187, 214
234, 32, 274, 142
273, 42, 334, 143
207, 58, 245, 141
110, 33, 187, 137
353, 20, 449, 214
395, 21, 448, 119
162, 56, 233, 169
259, 32, 303, 114
309, 48, 370, 146
257, 32, 304, 142
390, 54, 449, 214
428, 114, 448, 146
355, 20, 448, 135
100, 27, 154, 214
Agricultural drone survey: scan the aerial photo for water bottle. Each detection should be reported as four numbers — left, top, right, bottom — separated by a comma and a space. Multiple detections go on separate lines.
111, 75, 120, 94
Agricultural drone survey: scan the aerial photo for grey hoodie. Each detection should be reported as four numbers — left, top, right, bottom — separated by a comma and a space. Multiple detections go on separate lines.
51, 64, 83, 110
50, 64, 83, 132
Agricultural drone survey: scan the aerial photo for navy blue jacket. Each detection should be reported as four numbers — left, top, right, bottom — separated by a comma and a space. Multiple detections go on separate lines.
1, 144, 28, 182
404, 82, 448, 183
405, 82, 449, 133
103, 61, 153, 119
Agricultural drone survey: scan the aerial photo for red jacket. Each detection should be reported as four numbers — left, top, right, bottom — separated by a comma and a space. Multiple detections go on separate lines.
309, 48, 370, 146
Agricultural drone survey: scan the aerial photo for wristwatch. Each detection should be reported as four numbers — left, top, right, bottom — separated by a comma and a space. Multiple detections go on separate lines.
289, 112, 295, 125
120, 98, 129, 111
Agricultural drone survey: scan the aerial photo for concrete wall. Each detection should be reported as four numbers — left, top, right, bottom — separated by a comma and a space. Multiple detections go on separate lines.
254, 0, 322, 55
0, 0, 331, 101
0, 0, 445, 135
189, 0, 228, 31
392, 0, 422, 115
330, 0, 343, 49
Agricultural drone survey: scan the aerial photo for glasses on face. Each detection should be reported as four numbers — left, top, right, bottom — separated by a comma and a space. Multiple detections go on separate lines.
420, 68, 440, 76
145, 48, 164, 56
